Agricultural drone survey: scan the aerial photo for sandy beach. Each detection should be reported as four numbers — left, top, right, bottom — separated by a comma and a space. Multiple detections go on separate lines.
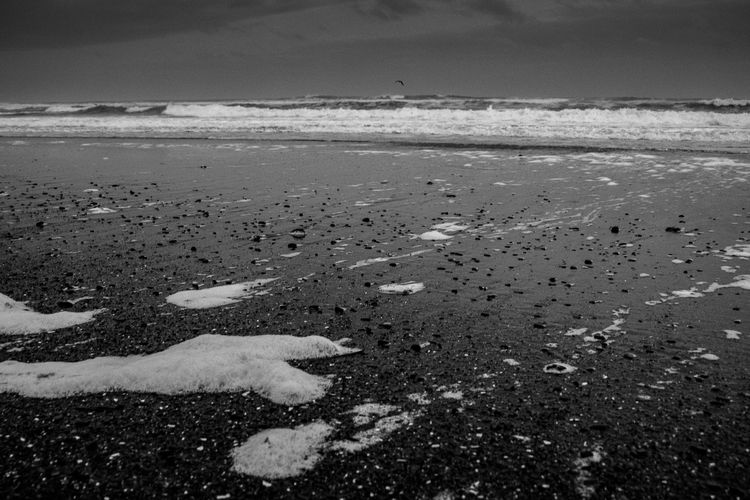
1, 138, 749, 498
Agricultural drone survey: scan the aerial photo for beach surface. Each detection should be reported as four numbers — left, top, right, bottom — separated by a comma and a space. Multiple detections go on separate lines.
1, 138, 749, 498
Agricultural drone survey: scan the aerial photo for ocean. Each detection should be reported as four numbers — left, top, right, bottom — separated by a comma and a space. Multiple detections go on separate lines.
1, 96, 749, 152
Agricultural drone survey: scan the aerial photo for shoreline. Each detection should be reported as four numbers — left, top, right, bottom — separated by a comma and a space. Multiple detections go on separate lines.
2, 134, 749, 155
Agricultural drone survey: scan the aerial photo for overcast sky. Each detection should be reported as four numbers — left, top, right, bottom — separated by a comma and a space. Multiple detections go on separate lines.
1, 0, 748, 101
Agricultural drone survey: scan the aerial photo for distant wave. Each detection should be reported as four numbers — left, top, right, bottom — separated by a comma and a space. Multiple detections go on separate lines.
2, 96, 750, 117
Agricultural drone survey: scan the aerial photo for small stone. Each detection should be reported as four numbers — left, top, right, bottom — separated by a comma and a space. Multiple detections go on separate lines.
610, 226, 619, 234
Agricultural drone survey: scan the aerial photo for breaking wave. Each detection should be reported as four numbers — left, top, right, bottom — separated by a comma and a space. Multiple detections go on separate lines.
1, 96, 749, 151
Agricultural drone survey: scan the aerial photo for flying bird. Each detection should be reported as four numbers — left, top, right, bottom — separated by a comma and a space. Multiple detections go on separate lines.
395, 80, 405, 86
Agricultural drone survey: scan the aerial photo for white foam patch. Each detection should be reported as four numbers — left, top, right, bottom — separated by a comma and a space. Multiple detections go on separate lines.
232, 403, 420, 478
719, 244, 750, 259
166, 279, 278, 309
231, 421, 334, 479
582, 308, 629, 342
503, 358, 520, 366
406, 392, 431, 405
724, 329, 741, 339
348, 403, 400, 426
331, 411, 418, 453
280, 252, 300, 258
672, 289, 704, 298
574, 444, 605, 499
564, 327, 588, 336
378, 282, 425, 295
87, 207, 117, 214
348, 249, 431, 269
431, 221, 468, 233
704, 275, 750, 293
721, 266, 738, 273
0, 293, 105, 335
418, 230, 453, 241
646, 287, 705, 305
441, 390, 463, 399
0, 334, 360, 403
543, 362, 577, 374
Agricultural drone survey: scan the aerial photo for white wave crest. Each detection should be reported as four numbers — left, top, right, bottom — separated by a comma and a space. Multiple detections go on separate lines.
3, 103, 750, 147
703, 98, 750, 107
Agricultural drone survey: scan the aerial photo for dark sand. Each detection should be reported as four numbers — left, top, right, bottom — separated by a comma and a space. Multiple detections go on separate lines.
1, 138, 749, 498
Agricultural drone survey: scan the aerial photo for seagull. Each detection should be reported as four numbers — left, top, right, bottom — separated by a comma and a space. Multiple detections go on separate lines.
395, 80, 405, 86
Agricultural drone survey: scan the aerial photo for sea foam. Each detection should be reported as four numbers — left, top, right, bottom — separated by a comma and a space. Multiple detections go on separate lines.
0, 292, 104, 335
0, 334, 360, 403
166, 279, 278, 309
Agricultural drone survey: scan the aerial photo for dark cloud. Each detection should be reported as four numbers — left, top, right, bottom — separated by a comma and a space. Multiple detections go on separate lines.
460, 0, 523, 21
351, 0, 521, 22
353, 0, 423, 20
511, 0, 750, 50
0, 0, 346, 49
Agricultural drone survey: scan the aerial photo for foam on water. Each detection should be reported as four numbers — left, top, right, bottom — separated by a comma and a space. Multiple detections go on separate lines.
0, 334, 360, 403
704, 275, 750, 293
166, 279, 278, 309
330, 411, 418, 453
348, 403, 401, 426
231, 401, 420, 478
87, 207, 117, 214
418, 231, 453, 241
574, 443, 605, 499
722, 244, 750, 258
543, 362, 577, 374
378, 282, 425, 295
431, 221, 469, 233
348, 249, 431, 269
231, 421, 334, 479
0, 292, 104, 335
564, 327, 588, 337
724, 329, 741, 339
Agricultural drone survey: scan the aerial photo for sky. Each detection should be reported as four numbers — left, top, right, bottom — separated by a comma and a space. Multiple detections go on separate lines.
1, 0, 748, 101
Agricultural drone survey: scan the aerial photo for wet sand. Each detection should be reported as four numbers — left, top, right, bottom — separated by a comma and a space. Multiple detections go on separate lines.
1, 138, 749, 498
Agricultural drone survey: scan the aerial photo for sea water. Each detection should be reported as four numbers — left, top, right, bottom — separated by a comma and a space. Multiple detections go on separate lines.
1, 96, 749, 152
